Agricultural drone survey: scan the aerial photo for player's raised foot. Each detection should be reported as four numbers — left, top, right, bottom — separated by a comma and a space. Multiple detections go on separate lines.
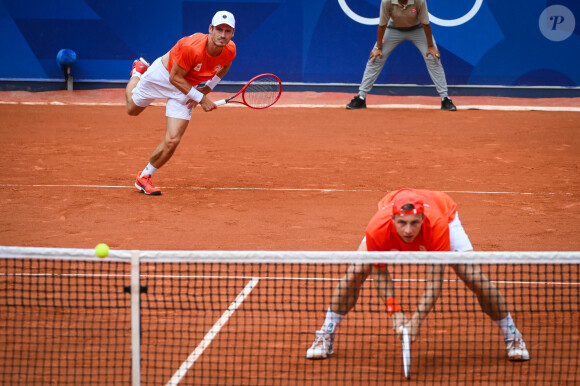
346, 95, 366, 110
306, 330, 335, 359
441, 97, 457, 111
135, 172, 161, 195
130, 57, 150, 77
506, 338, 530, 362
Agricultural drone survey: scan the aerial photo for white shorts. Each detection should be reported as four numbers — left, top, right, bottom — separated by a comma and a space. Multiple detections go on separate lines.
131, 57, 193, 121
448, 213, 473, 252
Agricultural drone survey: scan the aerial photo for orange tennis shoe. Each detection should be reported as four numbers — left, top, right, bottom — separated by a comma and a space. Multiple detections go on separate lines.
130, 57, 150, 77
135, 172, 161, 195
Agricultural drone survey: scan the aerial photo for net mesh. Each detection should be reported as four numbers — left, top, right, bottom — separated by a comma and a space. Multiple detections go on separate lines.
1, 247, 579, 385
242, 74, 281, 108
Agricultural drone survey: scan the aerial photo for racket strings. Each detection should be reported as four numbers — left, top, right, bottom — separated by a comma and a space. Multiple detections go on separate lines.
242, 75, 281, 108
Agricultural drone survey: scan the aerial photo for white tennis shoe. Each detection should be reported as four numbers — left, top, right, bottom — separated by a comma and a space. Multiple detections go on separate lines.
506, 338, 530, 361
306, 330, 335, 359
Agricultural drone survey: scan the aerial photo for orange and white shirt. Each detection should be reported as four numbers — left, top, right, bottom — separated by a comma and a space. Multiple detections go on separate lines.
167, 33, 236, 87
365, 189, 458, 252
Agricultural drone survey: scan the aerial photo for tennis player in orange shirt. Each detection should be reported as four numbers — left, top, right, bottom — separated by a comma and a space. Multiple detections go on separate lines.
307, 188, 530, 362
125, 11, 236, 195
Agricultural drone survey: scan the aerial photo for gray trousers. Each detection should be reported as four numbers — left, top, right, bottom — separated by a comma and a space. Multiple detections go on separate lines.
358, 26, 449, 99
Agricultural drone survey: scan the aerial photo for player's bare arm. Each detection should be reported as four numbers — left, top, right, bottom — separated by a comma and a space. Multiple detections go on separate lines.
369, 24, 388, 63
422, 23, 440, 62
168, 62, 216, 112
406, 263, 445, 341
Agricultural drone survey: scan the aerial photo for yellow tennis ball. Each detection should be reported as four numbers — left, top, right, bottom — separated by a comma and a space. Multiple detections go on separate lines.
95, 243, 109, 258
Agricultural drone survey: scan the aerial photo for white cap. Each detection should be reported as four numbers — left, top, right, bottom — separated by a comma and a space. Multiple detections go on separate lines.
212, 11, 235, 28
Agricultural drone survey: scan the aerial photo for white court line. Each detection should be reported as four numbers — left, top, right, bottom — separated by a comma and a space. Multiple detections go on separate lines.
2, 272, 579, 287
165, 277, 260, 386
0, 183, 574, 195
1, 100, 579, 112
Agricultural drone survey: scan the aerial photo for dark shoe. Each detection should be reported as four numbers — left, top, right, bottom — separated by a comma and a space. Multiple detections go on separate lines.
346, 95, 366, 109
441, 97, 457, 111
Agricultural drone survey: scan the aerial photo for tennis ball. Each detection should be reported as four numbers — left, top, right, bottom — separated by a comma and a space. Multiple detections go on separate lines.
95, 243, 109, 258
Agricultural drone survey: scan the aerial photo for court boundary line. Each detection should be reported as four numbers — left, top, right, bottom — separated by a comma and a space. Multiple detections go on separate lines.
164, 277, 260, 386
1, 100, 579, 112
0, 183, 573, 196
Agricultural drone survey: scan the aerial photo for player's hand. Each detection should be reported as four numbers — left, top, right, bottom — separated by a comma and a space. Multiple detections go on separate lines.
186, 99, 198, 109
405, 317, 422, 342
369, 48, 383, 63
186, 87, 213, 110
391, 311, 408, 335
199, 96, 217, 112
426, 47, 440, 63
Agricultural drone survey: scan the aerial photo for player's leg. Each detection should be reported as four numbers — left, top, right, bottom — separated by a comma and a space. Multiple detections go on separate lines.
347, 28, 402, 109
126, 58, 151, 116
135, 116, 189, 195
331, 262, 374, 315
451, 263, 530, 361
307, 239, 372, 359
452, 263, 508, 320
306, 262, 373, 359
409, 29, 455, 110
448, 214, 529, 361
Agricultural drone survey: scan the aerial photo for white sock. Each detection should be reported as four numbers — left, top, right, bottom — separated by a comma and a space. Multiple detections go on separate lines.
320, 307, 345, 334
140, 163, 157, 178
358, 94, 365, 100
495, 313, 521, 342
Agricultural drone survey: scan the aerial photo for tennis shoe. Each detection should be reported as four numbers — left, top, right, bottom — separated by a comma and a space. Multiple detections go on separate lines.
506, 338, 530, 362
346, 95, 366, 110
306, 330, 335, 359
131, 57, 150, 77
441, 97, 457, 111
135, 172, 161, 195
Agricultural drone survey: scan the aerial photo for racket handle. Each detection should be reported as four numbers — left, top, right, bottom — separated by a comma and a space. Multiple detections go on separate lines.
214, 99, 227, 106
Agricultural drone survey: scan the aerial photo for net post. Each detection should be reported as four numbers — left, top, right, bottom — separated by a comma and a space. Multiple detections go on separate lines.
131, 250, 141, 386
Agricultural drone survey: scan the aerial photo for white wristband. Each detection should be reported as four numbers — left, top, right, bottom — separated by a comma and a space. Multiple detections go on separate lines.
205, 75, 222, 90
186, 87, 204, 103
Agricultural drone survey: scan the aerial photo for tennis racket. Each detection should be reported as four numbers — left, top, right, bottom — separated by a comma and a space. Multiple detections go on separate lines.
214, 73, 282, 109
401, 326, 411, 379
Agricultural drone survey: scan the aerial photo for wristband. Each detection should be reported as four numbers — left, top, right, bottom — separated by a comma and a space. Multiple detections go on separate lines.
205, 75, 222, 90
186, 87, 204, 103
386, 297, 401, 316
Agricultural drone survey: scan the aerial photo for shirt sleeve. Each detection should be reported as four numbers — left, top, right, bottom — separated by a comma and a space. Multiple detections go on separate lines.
417, 0, 431, 25
379, 0, 391, 26
175, 45, 198, 73
429, 217, 451, 251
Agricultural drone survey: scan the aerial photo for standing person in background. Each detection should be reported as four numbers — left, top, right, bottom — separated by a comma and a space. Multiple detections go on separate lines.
125, 11, 236, 195
346, 0, 456, 111
307, 189, 529, 362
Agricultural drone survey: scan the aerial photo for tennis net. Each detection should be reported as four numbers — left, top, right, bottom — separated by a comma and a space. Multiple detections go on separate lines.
0, 246, 579, 385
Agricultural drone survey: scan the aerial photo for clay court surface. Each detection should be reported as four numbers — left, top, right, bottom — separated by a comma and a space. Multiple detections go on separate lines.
0, 89, 579, 384
0, 89, 578, 251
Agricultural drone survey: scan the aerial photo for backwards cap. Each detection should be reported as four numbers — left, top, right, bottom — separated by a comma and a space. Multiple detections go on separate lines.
391, 190, 425, 216
212, 11, 235, 28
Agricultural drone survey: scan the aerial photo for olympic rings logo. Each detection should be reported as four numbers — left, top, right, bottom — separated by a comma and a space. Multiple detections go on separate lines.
337, 0, 483, 27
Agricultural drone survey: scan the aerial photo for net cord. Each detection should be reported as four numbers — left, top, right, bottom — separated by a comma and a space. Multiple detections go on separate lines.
1, 246, 579, 264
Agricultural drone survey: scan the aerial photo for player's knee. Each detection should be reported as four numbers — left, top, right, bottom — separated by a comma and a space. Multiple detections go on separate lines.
126, 104, 143, 116
163, 136, 182, 151
345, 264, 371, 284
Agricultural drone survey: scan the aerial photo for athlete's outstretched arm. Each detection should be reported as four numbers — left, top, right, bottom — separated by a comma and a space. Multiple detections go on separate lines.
406, 264, 445, 341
